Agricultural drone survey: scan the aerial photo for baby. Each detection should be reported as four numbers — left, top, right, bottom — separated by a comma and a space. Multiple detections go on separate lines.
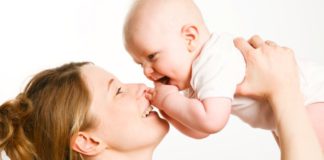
123, 0, 324, 146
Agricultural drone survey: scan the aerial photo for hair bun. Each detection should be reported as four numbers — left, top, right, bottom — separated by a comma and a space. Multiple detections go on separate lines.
1, 93, 33, 123
0, 93, 33, 141
0, 93, 36, 159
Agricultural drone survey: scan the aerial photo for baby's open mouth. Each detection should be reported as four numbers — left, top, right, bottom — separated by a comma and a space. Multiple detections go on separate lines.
157, 76, 170, 85
142, 106, 153, 118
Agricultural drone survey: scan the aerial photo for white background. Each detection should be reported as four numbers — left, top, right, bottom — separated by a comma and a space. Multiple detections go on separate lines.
1, 0, 323, 159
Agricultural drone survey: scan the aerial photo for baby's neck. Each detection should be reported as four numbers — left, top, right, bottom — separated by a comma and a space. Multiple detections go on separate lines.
200, 29, 212, 46
194, 28, 211, 59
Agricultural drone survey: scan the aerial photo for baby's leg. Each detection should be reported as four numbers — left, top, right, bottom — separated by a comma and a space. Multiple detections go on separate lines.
306, 102, 324, 150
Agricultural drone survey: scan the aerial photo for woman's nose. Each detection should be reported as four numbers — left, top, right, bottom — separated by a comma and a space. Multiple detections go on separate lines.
136, 84, 149, 98
127, 84, 148, 98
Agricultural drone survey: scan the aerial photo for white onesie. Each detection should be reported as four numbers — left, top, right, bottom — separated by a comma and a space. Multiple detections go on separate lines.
189, 33, 324, 130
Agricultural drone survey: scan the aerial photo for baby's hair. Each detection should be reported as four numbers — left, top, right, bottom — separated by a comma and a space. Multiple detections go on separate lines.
0, 62, 94, 160
123, 0, 209, 49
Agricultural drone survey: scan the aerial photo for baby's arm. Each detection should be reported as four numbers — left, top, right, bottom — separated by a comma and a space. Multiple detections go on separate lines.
160, 110, 209, 139
150, 83, 231, 134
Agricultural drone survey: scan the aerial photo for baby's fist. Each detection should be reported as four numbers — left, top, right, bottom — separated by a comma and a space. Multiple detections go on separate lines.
150, 83, 179, 109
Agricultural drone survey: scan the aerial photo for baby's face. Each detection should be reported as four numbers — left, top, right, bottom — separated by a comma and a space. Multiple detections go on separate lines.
125, 27, 195, 90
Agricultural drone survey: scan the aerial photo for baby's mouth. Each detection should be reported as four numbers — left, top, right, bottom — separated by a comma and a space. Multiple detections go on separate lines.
142, 105, 153, 118
157, 76, 170, 85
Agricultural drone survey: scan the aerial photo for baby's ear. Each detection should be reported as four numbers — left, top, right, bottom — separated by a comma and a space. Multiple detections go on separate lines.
70, 131, 107, 157
181, 24, 199, 53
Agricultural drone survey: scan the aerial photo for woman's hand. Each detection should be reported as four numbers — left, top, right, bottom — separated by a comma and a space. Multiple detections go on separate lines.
234, 35, 323, 160
234, 35, 300, 101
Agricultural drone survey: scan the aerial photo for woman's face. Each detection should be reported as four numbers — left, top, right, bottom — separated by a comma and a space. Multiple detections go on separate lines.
81, 64, 169, 151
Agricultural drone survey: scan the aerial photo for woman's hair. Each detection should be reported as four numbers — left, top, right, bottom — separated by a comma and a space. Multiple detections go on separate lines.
0, 62, 96, 160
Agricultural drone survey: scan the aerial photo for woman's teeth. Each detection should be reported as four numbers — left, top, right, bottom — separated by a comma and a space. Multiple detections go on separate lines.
142, 106, 153, 118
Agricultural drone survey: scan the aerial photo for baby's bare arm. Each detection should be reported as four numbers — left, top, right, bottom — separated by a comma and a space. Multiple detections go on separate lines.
160, 111, 209, 139
150, 84, 231, 134
163, 94, 231, 134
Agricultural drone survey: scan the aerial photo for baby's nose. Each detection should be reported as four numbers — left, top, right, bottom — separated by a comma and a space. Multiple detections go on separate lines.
143, 65, 155, 80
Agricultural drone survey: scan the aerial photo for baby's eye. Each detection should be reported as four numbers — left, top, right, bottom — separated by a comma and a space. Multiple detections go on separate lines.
147, 53, 156, 61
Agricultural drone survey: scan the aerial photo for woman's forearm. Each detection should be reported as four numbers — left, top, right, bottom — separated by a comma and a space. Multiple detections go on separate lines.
271, 91, 323, 160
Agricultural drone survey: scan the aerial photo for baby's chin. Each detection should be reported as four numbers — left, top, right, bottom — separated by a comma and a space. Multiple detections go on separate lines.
169, 81, 189, 91
176, 84, 190, 91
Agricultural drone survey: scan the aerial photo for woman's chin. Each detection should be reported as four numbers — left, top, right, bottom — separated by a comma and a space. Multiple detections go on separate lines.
144, 111, 170, 136
156, 122, 170, 145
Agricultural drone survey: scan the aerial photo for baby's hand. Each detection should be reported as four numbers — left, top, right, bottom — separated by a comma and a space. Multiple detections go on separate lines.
147, 83, 179, 110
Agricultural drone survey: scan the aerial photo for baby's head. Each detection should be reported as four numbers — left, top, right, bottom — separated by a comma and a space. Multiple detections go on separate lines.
123, 0, 210, 90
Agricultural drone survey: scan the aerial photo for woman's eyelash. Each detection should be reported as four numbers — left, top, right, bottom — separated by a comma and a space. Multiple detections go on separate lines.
116, 87, 122, 95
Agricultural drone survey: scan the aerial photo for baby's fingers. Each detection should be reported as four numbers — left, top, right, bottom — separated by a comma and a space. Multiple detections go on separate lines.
145, 88, 155, 100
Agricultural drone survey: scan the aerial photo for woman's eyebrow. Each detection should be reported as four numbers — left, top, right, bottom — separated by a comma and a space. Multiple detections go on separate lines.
107, 78, 115, 91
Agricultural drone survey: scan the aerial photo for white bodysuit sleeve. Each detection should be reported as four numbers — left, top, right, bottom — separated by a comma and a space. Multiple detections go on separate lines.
190, 34, 246, 100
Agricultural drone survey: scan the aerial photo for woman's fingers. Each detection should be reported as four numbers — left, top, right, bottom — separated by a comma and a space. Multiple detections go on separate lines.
265, 40, 278, 47
248, 35, 265, 48
235, 35, 300, 99
234, 37, 254, 60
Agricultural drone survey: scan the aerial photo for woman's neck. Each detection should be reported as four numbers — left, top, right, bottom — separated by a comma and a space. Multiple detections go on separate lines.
87, 148, 154, 160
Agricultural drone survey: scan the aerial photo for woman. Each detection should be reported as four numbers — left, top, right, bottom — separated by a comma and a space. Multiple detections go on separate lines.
0, 36, 322, 160
0, 62, 169, 160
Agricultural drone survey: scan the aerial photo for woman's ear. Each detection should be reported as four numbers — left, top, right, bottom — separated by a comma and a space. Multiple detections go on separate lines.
181, 24, 199, 53
71, 132, 107, 156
